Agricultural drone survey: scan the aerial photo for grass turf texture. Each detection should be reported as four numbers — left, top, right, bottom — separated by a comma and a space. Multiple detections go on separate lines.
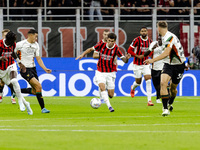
0, 96, 200, 150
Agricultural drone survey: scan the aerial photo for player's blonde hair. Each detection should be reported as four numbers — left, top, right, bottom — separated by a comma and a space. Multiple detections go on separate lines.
2, 29, 10, 34
157, 21, 168, 28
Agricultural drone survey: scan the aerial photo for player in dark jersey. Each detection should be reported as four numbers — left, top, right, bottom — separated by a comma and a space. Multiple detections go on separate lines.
128, 27, 154, 106
0, 31, 33, 115
0, 29, 16, 104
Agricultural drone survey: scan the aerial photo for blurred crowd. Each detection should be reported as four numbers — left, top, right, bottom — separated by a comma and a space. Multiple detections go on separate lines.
0, 0, 199, 20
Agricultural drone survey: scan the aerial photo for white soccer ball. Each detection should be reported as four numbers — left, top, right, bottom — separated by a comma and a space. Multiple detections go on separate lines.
90, 98, 101, 109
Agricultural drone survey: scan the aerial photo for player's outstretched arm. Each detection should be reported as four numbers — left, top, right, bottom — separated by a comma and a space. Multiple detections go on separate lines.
75, 47, 94, 60
0, 56, 8, 62
144, 47, 171, 65
36, 56, 52, 73
121, 53, 131, 63
93, 51, 99, 59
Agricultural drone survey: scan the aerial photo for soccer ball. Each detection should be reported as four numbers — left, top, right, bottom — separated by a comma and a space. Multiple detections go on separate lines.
90, 98, 101, 109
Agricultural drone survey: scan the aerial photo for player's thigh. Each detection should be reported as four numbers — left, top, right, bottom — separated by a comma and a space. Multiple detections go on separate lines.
133, 64, 142, 79
95, 71, 106, 87
106, 72, 116, 90
143, 65, 151, 80
3, 64, 18, 85
29, 77, 42, 90
160, 73, 171, 87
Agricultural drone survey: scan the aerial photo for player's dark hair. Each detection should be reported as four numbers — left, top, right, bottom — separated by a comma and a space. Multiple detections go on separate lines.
107, 33, 117, 40
158, 21, 168, 28
140, 27, 147, 31
5, 31, 16, 46
28, 29, 38, 34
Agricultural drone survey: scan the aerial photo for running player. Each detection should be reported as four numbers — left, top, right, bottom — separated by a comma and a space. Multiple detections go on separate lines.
139, 35, 164, 103
76, 29, 112, 103
144, 21, 186, 116
14, 29, 51, 113
0, 29, 16, 104
92, 33, 130, 112
0, 31, 33, 115
127, 27, 154, 106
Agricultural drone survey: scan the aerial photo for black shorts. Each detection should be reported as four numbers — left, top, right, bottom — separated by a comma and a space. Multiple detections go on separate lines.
151, 69, 161, 86
162, 63, 185, 84
20, 67, 38, 82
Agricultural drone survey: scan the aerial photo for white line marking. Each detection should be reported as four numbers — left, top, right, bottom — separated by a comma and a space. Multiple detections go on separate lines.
0, 123, 199, 128
0, 129, 199, 133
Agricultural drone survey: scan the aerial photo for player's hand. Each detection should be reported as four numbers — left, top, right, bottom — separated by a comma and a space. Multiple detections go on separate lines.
152, 43, 158, 50
45, 68, 52, 73
19, 63, 26, 73
137, 55, 144, 59
144, 59, 154, 65
75, 54, 84, 60
0, 56, 8, 62
125, 53, 131, 59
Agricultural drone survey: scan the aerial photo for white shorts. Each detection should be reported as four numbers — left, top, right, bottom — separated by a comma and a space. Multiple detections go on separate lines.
0, 63, 18, 85
95, 70, 116, 90
133, 64, 151, 78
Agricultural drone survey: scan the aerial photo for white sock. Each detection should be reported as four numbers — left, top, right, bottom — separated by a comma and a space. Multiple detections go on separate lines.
10, 78, 23, 103
132, 81, 140, 90
101, 91, 111, 108
146, 79, 152, 102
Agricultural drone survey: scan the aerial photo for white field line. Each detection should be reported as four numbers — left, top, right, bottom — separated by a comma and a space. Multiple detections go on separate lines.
0, 114, 200, 122
0, 123, 200, 128
0, 128, 199, 133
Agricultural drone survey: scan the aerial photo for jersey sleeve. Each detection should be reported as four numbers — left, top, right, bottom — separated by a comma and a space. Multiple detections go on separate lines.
130, 38, 138, 48
35, 43, 40, 56
116, 47, 125, 59
93, 42, 102, 53
148, 41, 158, 51
167, 36, 175, 48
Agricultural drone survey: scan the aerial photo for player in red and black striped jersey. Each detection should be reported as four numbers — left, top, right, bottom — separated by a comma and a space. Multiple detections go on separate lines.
0, 31, 33, 115
0, 29, 16, 104
93, 33, 131, 112
127, 27, 154, 106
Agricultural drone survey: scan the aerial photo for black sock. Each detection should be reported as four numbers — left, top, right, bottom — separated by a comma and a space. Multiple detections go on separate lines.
21, 88, 32, 94
36, 92, 45, 109
155, 85, 160, 99
0, 85, 3, 93
161, 95, 169, 109
169, 96, 175, 105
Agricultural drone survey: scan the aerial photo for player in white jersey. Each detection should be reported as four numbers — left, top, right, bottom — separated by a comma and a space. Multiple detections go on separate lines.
139, 35, 164, 104
14, 29, 51, 113
144, 21, 186, 116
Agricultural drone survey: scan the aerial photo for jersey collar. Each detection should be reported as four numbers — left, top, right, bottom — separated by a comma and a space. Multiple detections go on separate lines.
106, 43, 115, 49
140, 36, 148, 41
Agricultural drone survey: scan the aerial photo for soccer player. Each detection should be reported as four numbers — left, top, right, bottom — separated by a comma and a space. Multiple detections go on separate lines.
76, 29, 111, 103
14, 29, 51, 113
127, 27, 154, 106
0, 29, 16, 104
138, 35, 163, 104
87, 33, 130, 112
0, 31, 33, 115
144, 21, 186, 116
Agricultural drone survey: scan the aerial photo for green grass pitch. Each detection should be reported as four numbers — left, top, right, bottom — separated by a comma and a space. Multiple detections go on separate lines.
0, 96, 200, 150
